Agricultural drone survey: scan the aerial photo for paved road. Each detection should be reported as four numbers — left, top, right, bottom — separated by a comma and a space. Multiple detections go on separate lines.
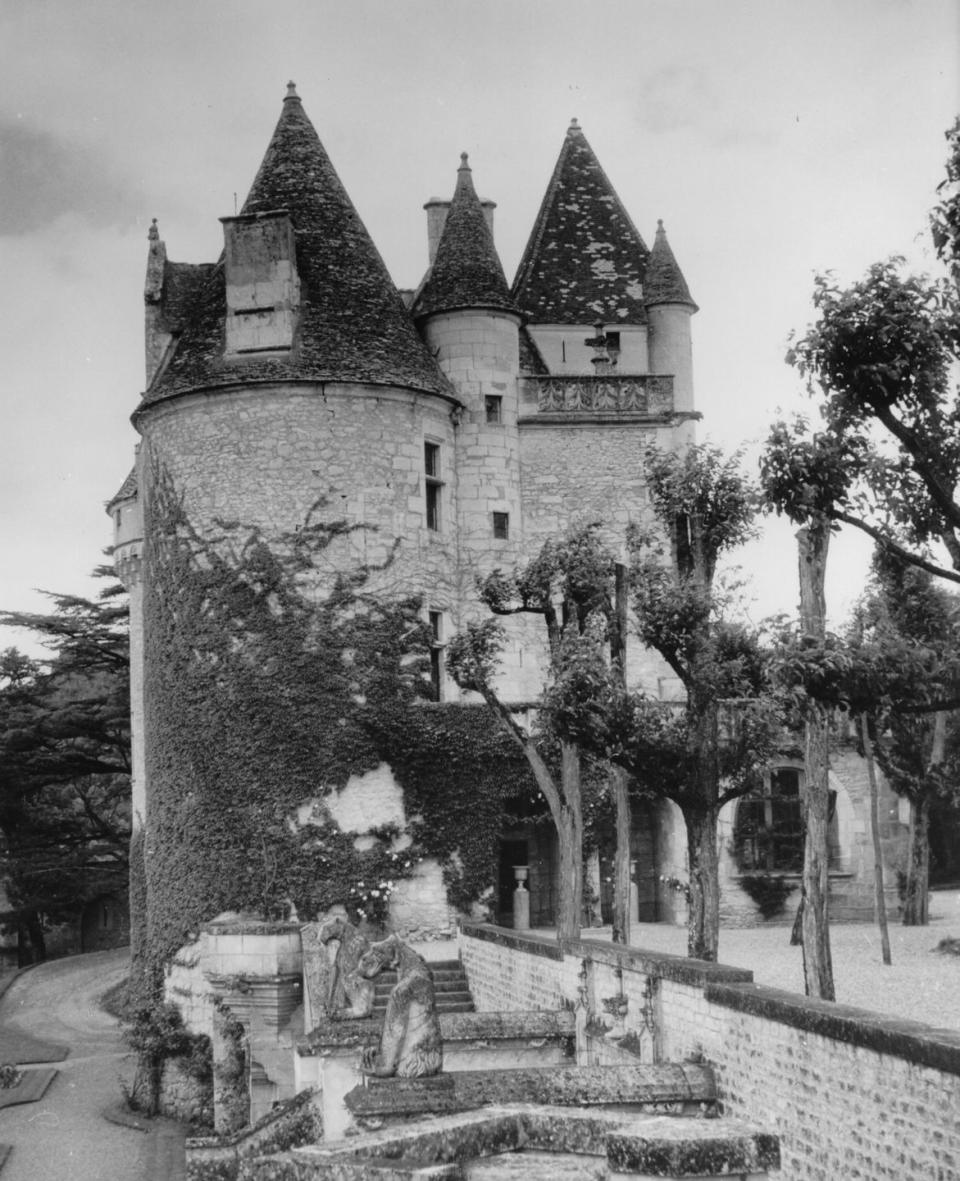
0, 949, 181, 1181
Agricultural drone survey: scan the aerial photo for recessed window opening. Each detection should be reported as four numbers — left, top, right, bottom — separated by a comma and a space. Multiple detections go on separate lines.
428, 610, 444, 701
492, 512, 509, 540
485, 396, 502, 424
424, 442, 442, 531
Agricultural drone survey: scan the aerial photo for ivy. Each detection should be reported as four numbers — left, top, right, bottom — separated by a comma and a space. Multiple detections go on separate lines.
140, 466, 428, 993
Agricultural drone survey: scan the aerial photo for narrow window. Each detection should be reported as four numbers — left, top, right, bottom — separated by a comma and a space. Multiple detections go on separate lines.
424, 442, 442, 531
492, 511, 509, 540
428, 610, 444, 701
485, 395, 502, 424
561, 340, 566, 363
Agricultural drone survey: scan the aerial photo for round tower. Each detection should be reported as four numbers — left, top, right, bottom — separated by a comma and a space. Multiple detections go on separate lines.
413, 153, 523, 576
644, 219, 698, 419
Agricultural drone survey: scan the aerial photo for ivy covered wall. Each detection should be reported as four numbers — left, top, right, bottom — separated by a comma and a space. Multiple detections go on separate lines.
138, 460, 548, 993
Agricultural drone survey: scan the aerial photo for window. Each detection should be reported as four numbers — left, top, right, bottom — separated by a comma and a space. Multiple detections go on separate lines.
492, 512, 509, 540
733, 768, 804, 873
428, 610, 444, 701
485, 395, 502, 424
424, 442, 442, 531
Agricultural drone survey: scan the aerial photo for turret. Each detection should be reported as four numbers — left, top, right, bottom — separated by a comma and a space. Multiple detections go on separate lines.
413, 154, 523, 570
644, 219, 698, 415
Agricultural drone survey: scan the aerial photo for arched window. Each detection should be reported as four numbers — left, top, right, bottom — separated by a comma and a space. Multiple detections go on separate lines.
733, 768, 804, 873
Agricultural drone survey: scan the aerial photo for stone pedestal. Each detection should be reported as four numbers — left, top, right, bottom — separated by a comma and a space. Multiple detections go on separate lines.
513, 866, 530, 931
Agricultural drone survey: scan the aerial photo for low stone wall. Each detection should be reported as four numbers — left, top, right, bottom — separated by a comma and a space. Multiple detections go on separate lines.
459, 922, 960, 1181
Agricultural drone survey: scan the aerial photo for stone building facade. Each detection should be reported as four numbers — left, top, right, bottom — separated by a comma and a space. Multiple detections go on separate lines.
109, 85, 906, 957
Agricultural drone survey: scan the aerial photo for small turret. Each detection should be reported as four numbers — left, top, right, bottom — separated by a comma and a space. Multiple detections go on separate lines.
644, 220, 697, 415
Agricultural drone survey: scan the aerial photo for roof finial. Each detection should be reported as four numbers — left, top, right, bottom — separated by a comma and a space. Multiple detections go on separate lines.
568, 117, 581, 133
285, 81, 299, 100
459, 151, 470, 171
148, 218, 159, 242
657, 218, 665, 232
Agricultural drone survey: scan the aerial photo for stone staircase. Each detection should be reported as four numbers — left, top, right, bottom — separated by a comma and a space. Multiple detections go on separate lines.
372, 959, 475, 1017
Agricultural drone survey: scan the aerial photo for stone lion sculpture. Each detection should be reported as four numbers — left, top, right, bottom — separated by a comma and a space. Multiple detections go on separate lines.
357, 935, 443, 1078
301, 912, 375, 1023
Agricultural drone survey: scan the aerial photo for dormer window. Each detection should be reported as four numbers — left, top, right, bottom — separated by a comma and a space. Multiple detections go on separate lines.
221, 210, 300, 355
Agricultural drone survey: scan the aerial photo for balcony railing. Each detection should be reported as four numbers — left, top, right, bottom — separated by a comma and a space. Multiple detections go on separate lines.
526, 374, 675, 416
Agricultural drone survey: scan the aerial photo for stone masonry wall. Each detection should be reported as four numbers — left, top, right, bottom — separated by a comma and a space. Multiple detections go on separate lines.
459, 923, 960, 1181
138, 382, 460, 612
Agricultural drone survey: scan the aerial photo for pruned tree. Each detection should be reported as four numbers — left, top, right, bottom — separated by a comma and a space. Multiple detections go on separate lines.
851, 552, 960, 925
548, 446, 779, 961
447, 525, 618, 942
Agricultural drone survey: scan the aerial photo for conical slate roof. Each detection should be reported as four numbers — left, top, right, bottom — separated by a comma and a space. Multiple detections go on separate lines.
140, 85, 449, 406
412, 154, 516, 319
512, 119, 650, 325
644, 220, 697, 310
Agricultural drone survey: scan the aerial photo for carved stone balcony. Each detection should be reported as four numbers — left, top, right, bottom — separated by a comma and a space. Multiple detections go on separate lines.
520, 374, 675, 421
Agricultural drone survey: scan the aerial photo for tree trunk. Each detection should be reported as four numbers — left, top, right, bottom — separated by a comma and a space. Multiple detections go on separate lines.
684, 806, 720, 961
797, 522, 835, 1000
860, 713, 892, 965
556, 742, 583, 941
611, 766, 632, 944
903, 793, 931, 925
584, 849, 603, 926
610, 561, 632, 945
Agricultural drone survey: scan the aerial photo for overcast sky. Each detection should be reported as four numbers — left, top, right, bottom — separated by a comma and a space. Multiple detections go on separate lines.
0, 0, 957, 657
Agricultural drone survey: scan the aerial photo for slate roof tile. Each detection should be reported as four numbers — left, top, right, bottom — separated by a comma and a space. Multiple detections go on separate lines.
412, 154, 516, 319
512, 120, 650, 325
644, 220, 697, 309
140, 85, 450, 408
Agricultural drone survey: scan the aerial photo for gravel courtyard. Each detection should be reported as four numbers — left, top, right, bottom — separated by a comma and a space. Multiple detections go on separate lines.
618, 887, 960, 1033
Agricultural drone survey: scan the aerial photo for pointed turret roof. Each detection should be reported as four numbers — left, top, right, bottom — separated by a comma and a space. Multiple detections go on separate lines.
644, 220, 697, 310
412, 154, 516, 319
140, 84, 449, 407
512, 119, 650, 325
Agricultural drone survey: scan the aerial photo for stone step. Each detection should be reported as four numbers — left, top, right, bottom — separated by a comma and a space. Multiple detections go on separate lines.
374, 979, 472, 996
372, 999, 475, 1017
466, 1151, 606, 1179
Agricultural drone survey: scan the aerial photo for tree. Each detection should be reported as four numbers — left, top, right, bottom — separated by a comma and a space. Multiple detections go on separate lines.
852, 552, 960, 925
548, 446, 779, 961
780, 120, 960, 585
0, 570, 131, 960
447, 525, 618, 942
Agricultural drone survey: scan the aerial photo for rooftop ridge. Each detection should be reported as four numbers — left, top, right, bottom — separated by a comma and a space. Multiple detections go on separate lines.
512, 121, 650, 325
412, 152, 516, 320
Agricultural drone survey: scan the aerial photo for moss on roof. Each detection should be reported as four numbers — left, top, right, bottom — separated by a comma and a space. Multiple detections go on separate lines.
140, 86, 449, 408
412, 154, 516, 319
644, 220, 697, 310
512, 120, 650, 326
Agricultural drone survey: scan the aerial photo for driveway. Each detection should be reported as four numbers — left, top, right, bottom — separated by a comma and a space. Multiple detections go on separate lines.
0, 949, 183, 1181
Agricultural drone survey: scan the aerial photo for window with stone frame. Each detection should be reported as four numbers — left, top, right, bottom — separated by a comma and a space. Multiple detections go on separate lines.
492, 511, 509, 541
733, 767, 806, 873
424, 441, 442, 531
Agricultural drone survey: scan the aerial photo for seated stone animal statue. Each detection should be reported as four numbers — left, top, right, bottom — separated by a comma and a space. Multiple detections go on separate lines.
357, 935, 443, 1078
317, 913, 375, 1020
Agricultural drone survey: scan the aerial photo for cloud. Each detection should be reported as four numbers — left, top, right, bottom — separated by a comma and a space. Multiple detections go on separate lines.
0, 119, 140, 236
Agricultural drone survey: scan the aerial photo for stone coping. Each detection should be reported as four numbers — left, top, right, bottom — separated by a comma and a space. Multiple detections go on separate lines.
202, 918, 301, 936
706, 981, 960, 1078
284, 1106, 779, 1177
459, 922, 754, 987
296, 1009, 577, 1056
459, 922, 564, 961
344, 1063, 717, 1118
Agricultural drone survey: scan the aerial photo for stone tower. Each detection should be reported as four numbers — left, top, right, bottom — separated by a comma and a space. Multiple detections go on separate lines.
110, 86, 699, 962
